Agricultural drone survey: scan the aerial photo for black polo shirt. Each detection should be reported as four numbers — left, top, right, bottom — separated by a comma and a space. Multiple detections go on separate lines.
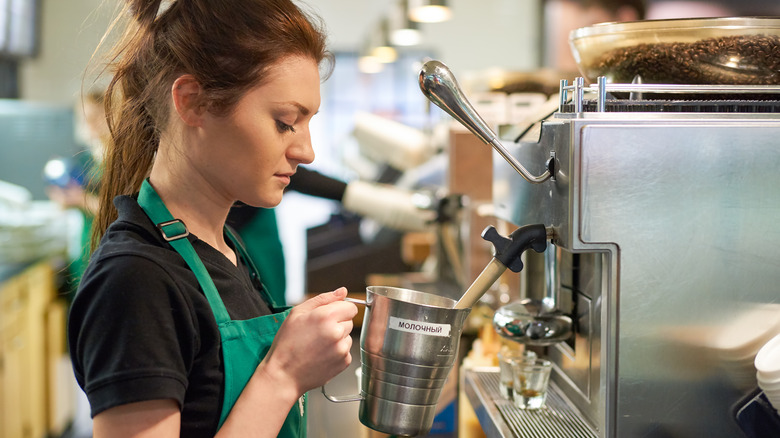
68, 195, 274, 437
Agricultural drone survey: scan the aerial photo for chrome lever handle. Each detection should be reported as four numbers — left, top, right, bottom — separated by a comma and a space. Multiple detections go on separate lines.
418, 60, 552, 184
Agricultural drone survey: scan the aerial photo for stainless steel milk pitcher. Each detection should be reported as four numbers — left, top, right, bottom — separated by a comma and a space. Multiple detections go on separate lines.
322, 286, 471, 437
322, 225, 550, 436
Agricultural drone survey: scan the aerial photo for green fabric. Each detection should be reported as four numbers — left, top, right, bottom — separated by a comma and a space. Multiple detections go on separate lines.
65, 211, 93, 301
137, 179, 304, 436
64, 153, 100, 301
235, 207, 287, 306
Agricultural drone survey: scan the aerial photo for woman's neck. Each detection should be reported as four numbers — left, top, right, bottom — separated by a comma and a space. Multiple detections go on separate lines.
148, 159, 237, 266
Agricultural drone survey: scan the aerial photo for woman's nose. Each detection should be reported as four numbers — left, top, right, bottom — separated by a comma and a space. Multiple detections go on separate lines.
290, 130, 315, 165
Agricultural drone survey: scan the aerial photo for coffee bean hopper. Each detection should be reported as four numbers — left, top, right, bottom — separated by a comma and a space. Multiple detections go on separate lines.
416, 16, 780, 438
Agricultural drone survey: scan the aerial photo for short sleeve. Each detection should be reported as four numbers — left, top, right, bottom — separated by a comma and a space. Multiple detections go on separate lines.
68, 253, 200, 416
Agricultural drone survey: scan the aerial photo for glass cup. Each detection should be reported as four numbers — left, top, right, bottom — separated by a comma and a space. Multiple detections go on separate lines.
496, 348, 537, 400
512, 358, 552, 410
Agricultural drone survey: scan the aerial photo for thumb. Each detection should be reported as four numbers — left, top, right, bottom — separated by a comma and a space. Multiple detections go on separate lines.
296, 287, 348, 311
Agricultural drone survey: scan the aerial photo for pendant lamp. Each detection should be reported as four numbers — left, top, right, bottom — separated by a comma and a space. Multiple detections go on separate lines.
408, 0, 452, 23
390, 0, 422, 46
369, 19, 398, 64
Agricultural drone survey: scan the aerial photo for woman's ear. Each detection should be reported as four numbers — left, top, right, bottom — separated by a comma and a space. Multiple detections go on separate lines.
171, 75, 205, 127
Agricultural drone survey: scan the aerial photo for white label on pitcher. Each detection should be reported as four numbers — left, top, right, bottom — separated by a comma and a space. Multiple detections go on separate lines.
389, 316, 451, 337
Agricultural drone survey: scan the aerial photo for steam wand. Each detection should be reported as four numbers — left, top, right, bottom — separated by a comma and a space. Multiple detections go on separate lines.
419, 60, 554, 184
454, 224, 551, 309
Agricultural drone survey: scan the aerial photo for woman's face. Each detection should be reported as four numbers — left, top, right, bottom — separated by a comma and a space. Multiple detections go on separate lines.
82, 99, 110, 161
197, 55, 320, 208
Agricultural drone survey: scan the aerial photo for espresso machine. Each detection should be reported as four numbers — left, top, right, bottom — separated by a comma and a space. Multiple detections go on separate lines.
419, 29, 780, 436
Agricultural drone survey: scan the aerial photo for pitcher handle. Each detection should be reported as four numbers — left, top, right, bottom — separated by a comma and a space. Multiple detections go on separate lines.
344, 297, 368, 306
321, 296, 368, 403
321, 382, 363, 403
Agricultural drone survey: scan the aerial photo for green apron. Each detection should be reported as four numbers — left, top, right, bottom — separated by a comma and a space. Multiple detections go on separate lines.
137, 179, 306, 436
234, 207, 287, 306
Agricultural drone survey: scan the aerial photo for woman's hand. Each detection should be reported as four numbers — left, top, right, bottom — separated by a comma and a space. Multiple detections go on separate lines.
46, 183, 88, 209
45, 183, 99, 214
262, 287, 357, 395
217, 288, 357, 437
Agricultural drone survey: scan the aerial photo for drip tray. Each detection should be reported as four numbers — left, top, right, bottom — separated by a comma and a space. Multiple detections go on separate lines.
464, 370, 597, 438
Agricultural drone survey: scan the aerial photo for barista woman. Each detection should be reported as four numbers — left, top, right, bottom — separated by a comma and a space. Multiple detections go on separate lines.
67, 0, 357, 437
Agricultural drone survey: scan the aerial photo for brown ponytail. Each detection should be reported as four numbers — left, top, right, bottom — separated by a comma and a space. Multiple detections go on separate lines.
89, 0, 332, 250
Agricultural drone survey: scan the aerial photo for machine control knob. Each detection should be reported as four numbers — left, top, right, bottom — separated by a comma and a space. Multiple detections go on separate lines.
482, 224, 548, 273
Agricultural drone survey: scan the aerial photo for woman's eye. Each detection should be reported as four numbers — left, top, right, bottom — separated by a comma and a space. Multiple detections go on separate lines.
276, 120, 296, 134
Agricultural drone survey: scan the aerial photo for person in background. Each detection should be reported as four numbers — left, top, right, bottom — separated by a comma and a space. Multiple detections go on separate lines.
226, 166, 349, 306
645, 0, 780, 19
228, 163, 436, 306
542, 0, 646, 74
645, 1, 733, 18
45, 90, 106, 298
67, 0, 357, 436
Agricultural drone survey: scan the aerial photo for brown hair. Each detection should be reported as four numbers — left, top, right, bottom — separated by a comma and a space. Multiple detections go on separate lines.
90, 0, 331, 249
84, 87, 106, 106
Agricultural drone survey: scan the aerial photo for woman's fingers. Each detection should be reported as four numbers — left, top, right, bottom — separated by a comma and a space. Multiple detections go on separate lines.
262, 288, 358, 394
295, 287, 348, 312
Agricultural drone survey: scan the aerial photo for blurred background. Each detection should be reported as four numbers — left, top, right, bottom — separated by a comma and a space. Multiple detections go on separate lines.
2, 1, 780, 438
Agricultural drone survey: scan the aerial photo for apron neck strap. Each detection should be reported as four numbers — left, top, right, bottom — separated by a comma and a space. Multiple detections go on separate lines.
224, 227, 280, 308
137, 178, 232, 323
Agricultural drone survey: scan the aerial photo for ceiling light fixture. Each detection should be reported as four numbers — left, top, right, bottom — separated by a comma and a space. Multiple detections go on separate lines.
389, 0, 422, 46
369, 19, 398, 63
408, 0, 452, 23
358, 37, 384, 74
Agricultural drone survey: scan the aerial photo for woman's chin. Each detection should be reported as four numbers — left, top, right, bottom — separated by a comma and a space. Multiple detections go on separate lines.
244, 194, 283, 209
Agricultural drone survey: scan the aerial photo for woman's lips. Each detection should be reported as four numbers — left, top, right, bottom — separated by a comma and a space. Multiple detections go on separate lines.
275, 174, 292, 185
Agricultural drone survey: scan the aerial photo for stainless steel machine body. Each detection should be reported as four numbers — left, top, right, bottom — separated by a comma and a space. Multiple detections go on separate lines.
492, 80, 780, 437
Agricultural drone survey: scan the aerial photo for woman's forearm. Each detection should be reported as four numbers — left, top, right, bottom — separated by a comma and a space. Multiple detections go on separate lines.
215, 359, 301, 437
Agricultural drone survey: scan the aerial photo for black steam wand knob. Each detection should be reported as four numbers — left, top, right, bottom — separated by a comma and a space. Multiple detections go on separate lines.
483, 224, 548, 273
454, 224, 549, 309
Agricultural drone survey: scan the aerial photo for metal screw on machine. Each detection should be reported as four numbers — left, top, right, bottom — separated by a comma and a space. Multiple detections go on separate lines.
418, 60, 554, 184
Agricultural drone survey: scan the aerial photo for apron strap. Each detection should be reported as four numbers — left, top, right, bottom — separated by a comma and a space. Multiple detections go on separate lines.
224, 227, 280, 309
137, 179, 232, 324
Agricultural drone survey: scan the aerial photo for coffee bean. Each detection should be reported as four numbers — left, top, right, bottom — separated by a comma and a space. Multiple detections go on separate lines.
587, 35, 780, 85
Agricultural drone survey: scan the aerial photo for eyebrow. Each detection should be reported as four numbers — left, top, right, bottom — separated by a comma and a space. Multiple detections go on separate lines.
277, 101, 313, 116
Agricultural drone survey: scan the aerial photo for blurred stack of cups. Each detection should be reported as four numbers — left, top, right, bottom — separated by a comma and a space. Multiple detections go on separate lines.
710, 304, 780, 391
496, 346, 553, 410
755, 333, 780, 416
